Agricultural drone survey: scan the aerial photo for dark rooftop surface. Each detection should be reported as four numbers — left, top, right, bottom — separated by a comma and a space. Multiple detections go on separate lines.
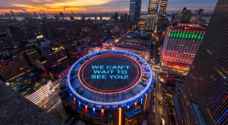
0, 81, 60, 125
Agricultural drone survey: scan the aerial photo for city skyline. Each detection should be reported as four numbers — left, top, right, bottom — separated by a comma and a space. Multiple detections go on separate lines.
0, 0, 217, 14
0, 0, 227, 125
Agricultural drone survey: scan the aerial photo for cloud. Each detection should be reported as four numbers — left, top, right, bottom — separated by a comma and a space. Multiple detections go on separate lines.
49, 0, 112, 7
0, 0, 112, 13
0, 0, 217, 14
12, 0, 111, 7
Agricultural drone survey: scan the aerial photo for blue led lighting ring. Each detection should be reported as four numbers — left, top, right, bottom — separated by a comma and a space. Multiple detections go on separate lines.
67, 50, 155, 106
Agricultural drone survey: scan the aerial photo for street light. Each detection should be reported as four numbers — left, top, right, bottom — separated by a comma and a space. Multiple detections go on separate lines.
115, 39, 120, 43
161, 117, 166, 125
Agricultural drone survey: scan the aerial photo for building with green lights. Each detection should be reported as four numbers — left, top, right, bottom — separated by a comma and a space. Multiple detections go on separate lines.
161, 23, 206, 75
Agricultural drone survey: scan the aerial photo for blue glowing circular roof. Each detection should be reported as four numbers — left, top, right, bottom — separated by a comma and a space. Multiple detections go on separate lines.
67, 50, 155, 108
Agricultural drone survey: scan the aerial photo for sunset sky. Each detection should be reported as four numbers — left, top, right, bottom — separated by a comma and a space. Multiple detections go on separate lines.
0, 0, 217, 14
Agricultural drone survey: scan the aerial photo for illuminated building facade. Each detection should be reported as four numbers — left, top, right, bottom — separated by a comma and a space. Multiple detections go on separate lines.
148, 0, 159, 15
161, 23, 206, 75
145, 0, 159, 32
184, 1, 228, 124
145, 15, 158, 32
60, 50, 155, 125
129, 0, 142, 23
159, 0, 168, 16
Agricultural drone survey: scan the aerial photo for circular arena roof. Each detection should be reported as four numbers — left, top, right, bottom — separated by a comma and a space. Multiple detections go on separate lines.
67, 50, 155, 108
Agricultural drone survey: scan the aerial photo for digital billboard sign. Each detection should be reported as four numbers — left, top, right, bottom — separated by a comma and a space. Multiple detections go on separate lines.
78, 54, 141, 93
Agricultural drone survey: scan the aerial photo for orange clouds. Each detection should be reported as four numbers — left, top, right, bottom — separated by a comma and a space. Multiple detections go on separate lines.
11, 4, 84, 13
0, 0, 112, 13
48, 0, 111, 7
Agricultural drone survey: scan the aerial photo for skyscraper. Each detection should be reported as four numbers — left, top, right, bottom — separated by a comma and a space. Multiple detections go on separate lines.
129, 0, 142, 23
159, 0, 168, 15
145, 0, 159, 32
184, 0, 228, 124
161, 23, 206, 75
148, 0, 159, 15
